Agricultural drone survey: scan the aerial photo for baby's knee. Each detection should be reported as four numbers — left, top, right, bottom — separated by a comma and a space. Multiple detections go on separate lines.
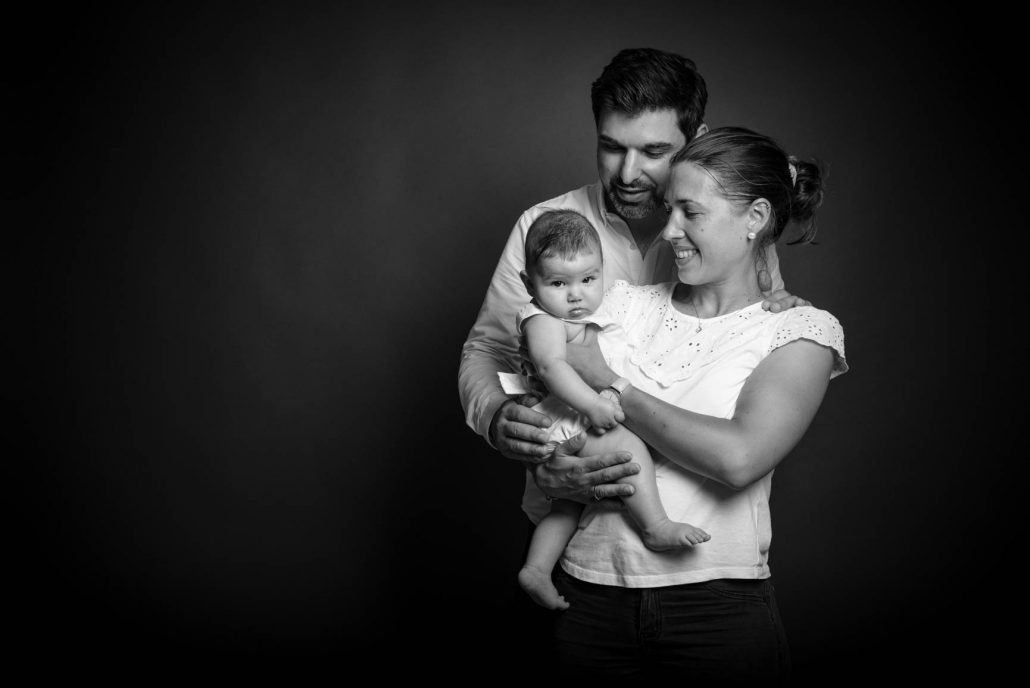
585, 425, 652, 464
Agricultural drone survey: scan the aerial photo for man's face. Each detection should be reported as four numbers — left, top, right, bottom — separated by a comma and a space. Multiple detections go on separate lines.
596, 108, 687, 221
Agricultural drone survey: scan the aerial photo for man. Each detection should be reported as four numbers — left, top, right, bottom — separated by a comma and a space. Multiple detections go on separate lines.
459, 48, 803, 524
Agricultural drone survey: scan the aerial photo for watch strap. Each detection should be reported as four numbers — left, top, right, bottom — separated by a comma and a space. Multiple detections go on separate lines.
606, 376, 632, 397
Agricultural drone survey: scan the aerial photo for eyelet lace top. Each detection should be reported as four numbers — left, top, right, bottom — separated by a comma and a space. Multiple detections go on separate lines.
603, 280, 847, 388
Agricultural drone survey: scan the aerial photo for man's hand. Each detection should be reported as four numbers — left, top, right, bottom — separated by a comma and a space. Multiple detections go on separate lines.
530, 433, 640, 505
566, 328, 617, 391
761, 289, 811, 313
489, 399, 554, 463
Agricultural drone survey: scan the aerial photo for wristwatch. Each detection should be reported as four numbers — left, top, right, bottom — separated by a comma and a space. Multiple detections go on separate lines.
605, 376, 632, 398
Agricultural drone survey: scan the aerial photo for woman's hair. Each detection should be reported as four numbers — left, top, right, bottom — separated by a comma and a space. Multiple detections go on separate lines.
672, 126, 825, 245
591, 48, 708, 141
523, 210, 602, 274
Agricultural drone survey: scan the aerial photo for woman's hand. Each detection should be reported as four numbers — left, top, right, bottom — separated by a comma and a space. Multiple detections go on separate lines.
566, 328, 618, 391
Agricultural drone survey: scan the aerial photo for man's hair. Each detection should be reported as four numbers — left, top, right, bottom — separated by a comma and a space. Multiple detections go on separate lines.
591, 48, 708, 139
524, 210, 602, 274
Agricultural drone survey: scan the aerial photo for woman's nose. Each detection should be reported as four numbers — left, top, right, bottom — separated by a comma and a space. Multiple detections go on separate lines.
661, 216, 681, 241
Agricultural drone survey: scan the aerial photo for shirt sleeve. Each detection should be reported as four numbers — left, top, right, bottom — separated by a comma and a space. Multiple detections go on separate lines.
767, 307, 849, 379
763, 243, 785, 293
457, 209, 538, 443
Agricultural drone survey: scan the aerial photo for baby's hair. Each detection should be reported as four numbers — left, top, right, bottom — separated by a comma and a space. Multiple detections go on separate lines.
524, 210, 602, 274
673, 126, 826, 245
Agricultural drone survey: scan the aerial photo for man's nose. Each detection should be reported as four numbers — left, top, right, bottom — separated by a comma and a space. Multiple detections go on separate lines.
619, 150, 641, 184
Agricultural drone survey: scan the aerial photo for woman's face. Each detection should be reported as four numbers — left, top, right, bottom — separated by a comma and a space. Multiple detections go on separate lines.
661, 162, 753, 285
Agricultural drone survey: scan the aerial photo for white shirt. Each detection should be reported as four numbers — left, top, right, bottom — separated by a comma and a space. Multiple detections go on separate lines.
560, 281, 848, 587
457, 183, 784, 521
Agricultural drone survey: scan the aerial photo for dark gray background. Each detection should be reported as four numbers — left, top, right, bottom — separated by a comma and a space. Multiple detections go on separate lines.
11, 1, 1014, 679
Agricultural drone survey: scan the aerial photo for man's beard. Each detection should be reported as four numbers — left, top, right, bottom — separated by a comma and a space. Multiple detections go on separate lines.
604, 182, 662, 220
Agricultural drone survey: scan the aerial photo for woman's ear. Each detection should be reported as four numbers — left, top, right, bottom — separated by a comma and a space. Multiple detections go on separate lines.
519, 270, 535, 297
746, 198, 772, 236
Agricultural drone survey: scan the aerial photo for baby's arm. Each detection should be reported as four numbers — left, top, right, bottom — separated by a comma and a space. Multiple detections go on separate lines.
523, 314, 623, 431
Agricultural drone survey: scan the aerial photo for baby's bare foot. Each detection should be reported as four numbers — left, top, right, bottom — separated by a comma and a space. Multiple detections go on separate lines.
518, 565, 570, 610
641, 519, 710, 552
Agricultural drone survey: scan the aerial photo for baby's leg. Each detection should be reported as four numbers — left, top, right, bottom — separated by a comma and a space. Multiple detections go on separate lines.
518, 499, 582, 610
583, 426, 710, 551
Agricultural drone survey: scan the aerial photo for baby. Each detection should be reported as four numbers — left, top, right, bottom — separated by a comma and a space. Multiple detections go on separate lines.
511, 209, 709, 610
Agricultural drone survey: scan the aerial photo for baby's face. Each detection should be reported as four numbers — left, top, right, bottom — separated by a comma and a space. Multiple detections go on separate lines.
527, 249, 604, 320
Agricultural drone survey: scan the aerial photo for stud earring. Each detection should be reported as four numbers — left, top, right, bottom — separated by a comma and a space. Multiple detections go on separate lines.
747, 231, 756, 240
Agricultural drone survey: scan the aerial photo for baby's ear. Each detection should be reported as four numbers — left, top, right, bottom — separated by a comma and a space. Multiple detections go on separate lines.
519, 270, 535, 297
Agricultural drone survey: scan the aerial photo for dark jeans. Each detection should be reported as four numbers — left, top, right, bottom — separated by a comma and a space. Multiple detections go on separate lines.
506, 522, 561, 675
552, 566, 792, 679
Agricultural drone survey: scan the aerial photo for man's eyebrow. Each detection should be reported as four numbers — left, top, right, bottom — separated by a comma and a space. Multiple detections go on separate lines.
598, 135, 676, 151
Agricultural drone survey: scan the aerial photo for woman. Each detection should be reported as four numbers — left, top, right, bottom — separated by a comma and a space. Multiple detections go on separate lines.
553, 126, 848, 678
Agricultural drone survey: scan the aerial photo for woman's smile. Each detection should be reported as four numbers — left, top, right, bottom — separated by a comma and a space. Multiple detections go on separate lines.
672, 244, 699, 263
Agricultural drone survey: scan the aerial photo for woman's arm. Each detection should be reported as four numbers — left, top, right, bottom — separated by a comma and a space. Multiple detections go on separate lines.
574, 336, 834, 489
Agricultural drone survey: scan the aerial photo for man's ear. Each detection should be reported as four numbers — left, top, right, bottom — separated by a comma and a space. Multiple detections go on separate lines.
519, 270, 535, 297
692, 122, 709, 140
747, 198, 772, 235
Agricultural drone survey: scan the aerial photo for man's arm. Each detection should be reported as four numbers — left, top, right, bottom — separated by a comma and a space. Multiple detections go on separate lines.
457, 211, 554, 457
760, 243, 812, 312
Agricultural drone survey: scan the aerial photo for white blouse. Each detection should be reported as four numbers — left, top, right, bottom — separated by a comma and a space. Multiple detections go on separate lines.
559, 280, 848, 588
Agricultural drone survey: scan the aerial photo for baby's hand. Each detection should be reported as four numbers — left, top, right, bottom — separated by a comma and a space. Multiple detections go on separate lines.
587, 394, 624, 433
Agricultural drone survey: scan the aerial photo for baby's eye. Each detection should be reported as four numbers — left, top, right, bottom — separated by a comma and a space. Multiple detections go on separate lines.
583, 276, 596, 283
550, 280, 565, 287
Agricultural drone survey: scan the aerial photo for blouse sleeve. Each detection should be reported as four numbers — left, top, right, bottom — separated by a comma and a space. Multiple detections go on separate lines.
767, 307, 849, 379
